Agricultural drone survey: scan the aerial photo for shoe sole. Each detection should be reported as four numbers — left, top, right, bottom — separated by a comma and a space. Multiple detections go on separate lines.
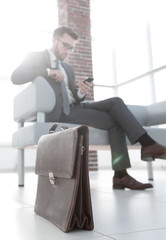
113, 185, 125, 190
113, 185, 152, 190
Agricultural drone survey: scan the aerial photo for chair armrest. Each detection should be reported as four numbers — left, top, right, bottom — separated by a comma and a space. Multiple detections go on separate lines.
14, 76, 56, 122
146, 101, 166, 126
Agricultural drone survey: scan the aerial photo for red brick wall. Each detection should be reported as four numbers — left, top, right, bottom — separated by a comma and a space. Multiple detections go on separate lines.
57, 0, 98, 170
57, 0, 94, 101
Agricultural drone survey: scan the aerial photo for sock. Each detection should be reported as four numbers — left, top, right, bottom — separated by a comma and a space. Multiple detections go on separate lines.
138, 133, 156, 147
114, 169, 128, 178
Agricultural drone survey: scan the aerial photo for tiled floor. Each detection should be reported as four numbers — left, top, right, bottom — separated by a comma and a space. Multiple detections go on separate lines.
0, 168, 166, 240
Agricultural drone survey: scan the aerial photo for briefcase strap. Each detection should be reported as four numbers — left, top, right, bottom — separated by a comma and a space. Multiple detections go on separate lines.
48, 123, 68, 134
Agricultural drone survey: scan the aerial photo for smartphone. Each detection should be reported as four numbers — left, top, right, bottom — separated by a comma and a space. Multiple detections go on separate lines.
83, 77, 94, 83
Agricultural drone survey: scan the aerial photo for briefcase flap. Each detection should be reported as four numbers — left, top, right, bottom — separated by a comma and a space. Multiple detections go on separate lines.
35, 126, 87, 179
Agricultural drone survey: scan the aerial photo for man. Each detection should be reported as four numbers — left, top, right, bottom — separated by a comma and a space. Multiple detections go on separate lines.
11, 26, 166, 190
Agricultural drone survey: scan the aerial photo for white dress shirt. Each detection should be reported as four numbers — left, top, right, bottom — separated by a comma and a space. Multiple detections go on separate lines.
47, 49, 85, 104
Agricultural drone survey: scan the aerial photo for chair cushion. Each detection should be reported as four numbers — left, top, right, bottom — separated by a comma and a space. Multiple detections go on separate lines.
12, 122, 166, 149
12, 122, 110, 148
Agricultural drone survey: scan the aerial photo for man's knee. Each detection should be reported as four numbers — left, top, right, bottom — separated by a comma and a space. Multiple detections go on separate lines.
111, 97, 125, 106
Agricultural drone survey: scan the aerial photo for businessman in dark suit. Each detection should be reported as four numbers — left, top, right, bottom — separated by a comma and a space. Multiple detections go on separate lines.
11, 26, 166, 190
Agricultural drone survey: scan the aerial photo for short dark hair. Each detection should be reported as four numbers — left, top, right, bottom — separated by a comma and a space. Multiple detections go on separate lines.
53, 26, 78, 40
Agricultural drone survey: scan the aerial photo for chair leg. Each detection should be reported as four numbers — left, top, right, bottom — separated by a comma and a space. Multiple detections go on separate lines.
18, 149, 24, 187
147, 161, 154, 180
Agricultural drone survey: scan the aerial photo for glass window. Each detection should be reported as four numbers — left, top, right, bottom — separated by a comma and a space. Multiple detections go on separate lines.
0, 0, 58, 77
91, 0, 166, 106
118, 76, 152, 106
154, 70, 166, 102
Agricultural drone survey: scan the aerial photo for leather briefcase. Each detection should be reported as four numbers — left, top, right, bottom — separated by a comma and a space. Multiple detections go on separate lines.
34, 124, 94, 232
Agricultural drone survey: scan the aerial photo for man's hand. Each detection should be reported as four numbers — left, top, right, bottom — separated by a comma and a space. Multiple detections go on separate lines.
50, 69, 64, 83
78, 80, 92, 94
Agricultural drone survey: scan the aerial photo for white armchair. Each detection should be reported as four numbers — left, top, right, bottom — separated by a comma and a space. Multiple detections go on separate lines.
12, 76, 166, 186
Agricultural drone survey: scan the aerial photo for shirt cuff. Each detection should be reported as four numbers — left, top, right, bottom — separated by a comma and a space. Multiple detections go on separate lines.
77, 89, 85, 99
47, 68, 50, 77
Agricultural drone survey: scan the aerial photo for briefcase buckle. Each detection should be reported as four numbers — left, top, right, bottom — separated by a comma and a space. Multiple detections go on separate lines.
49, 172, 57, 185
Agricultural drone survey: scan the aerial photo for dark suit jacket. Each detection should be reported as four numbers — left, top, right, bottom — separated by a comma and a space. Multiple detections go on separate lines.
11, 50, 85, 121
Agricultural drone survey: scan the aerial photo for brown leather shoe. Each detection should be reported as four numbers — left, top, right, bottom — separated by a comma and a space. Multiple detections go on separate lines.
141, 143, 166, 161
113, 174, 153, 190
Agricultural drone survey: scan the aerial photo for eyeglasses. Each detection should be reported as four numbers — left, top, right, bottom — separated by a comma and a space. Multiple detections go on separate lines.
57, 38, 74, 52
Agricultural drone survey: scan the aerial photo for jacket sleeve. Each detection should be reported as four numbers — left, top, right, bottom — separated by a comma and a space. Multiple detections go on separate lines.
11, 52, 48, 85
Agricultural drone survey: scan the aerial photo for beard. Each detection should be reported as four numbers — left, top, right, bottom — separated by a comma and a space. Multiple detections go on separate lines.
54, 44, 67, 61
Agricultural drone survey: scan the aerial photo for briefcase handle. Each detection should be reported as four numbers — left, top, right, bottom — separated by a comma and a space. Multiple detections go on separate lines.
48, 123, 68, 134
